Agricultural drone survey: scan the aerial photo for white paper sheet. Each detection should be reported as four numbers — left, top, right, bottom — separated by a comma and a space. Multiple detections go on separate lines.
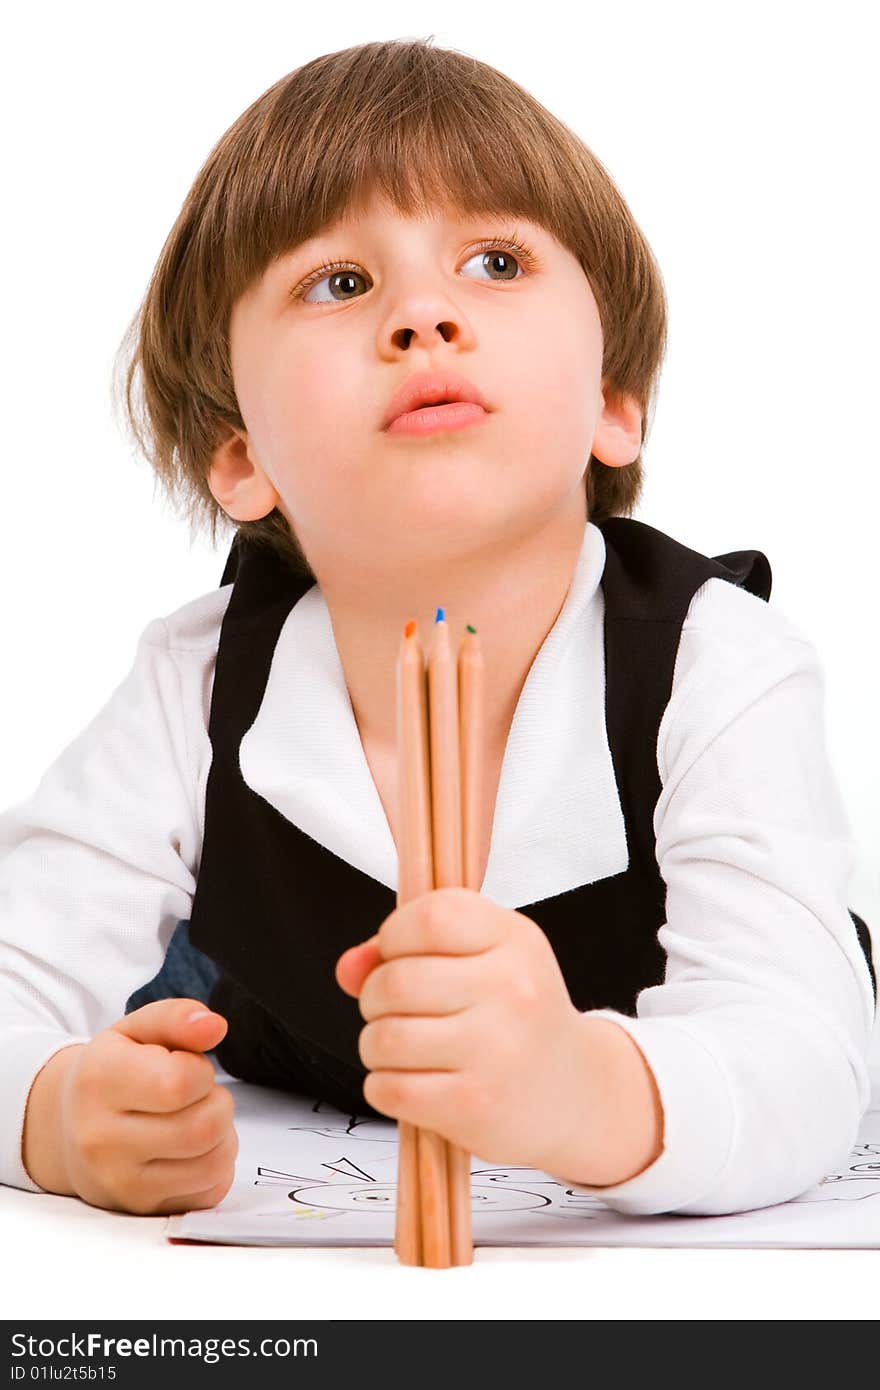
166, 1065, 880, 1248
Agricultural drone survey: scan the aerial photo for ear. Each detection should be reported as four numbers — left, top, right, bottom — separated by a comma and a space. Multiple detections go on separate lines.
207, 427, 280, 521
590, 384, 643, 468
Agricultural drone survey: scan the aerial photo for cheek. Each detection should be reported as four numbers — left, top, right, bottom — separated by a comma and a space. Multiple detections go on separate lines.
502, 299, 602, 472
509, 362, 599, 480
249, 351, 375, 533
266, 344, 369, 454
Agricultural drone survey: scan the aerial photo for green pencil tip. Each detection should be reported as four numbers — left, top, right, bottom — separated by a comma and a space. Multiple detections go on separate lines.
466, 624, 477, 634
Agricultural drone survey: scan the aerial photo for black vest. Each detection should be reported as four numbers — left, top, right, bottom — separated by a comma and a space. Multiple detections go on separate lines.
188, 518, 875, 1112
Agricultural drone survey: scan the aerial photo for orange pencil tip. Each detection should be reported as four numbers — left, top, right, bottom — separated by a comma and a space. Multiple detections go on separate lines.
404, 619, 417, 638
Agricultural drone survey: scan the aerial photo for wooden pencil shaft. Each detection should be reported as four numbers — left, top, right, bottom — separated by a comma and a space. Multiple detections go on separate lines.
447, 1143, 473, 1265
394, 625, 433, 1266
428, 619, 481, 1266
425, 618, 468, 1266
449, 628, 482, 1265
394, 1122, 421, 1264
427, 618, 464, 888
458, 632, 485, 896
397, 630, 434, 901
400, 616, 455, 1267
394, 624, 458, 1267
417, 1128, 452, 1267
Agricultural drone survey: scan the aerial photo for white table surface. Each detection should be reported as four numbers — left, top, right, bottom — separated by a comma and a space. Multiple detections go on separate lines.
3, 1183, 879, 1321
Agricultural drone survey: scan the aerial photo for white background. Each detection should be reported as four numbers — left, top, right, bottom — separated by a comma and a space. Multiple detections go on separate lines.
1, 0, 878, 1318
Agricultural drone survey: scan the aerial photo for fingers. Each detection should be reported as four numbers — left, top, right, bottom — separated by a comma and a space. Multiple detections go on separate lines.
151, 1175, 235, 1217
89, 1030, 219, 1114
137, 1125, 240, 1213
355, 1011, 464, 1073
335, 939, 382, 998
336, 891, 517, 1004
102, 998, 228, 1114
118, 1083, 237, 1163
363, 1068, 473, 1136
376, 887, 505, 960
358, 953, 487, 1022
110, 998, 228, 1052
359, 1011, 480, 1073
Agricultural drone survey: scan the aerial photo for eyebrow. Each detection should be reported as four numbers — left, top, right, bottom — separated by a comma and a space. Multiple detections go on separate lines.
278, 212, 538, 266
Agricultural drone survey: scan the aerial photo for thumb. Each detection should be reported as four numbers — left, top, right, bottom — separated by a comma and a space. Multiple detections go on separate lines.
110, 997, 228, 1052
336, 936, 382, 998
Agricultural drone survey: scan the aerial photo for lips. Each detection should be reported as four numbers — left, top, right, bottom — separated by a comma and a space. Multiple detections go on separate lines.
381, 370, 488, 430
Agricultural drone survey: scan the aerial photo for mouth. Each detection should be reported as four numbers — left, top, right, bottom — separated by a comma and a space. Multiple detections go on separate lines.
384, 401, 489, 438
381, 370, 490, 431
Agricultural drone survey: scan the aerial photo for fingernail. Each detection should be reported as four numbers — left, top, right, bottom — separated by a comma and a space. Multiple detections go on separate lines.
186, 1009, 214, 1023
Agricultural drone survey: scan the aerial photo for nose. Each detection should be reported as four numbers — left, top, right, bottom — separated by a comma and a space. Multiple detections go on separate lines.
382, 277, 473, 353
391, 317, 459, 350
379, 262, 477, 357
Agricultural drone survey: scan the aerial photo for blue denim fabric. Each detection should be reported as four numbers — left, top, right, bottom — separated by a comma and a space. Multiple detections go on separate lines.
125, 920, 221, 1015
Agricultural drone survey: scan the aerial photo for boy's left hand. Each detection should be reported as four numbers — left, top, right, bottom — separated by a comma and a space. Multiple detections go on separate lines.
335, 886, 589, 1171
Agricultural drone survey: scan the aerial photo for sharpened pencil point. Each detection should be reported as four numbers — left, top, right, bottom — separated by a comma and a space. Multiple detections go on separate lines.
435, 607, 445, 623
404, 619, 416, 638
466, 624, 477, 634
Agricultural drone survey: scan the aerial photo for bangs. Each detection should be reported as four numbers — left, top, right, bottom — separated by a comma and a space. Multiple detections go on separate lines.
198, 42, 580, 316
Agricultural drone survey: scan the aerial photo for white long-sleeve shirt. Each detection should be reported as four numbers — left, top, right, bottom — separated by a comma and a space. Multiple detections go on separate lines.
0, 521, 874, 1214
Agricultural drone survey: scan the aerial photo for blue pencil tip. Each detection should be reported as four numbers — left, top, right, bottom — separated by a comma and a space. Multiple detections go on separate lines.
435, 607, 445, 623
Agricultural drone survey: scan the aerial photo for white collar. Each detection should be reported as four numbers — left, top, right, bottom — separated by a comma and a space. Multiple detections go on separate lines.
239, 521, 628, 909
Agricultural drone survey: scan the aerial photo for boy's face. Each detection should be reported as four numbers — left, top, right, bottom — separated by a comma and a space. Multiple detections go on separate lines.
209, 194, 640, 573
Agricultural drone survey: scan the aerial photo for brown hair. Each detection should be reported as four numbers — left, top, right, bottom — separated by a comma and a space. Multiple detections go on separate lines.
113, 36, 668, 579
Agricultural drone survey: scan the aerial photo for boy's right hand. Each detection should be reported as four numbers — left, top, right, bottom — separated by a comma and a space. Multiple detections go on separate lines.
54, 999, 238, 1216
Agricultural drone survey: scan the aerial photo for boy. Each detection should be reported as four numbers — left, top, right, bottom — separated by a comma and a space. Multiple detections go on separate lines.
3, 37, 875, 1219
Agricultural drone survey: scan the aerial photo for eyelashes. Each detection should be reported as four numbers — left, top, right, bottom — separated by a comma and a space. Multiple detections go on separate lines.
289, 231, 542, 305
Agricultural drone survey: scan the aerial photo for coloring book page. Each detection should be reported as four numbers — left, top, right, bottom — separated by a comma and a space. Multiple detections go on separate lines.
167, 1064, 880, 1248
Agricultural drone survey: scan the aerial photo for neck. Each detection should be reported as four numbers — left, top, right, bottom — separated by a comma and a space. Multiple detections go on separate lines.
310, 496, 590, 760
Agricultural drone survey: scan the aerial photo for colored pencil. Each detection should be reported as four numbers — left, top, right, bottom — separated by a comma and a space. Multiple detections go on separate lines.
427, 611, 472, 1266
394, 617, 452, 1266
453, 623, 484, 1258
393, 621, 433, 1266
393, 614, 482, 1266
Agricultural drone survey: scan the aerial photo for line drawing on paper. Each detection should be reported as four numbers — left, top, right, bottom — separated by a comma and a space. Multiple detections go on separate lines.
252, 1162, 606, 1220
792, 1144, 880, 1204
242, 1105, 880, 1222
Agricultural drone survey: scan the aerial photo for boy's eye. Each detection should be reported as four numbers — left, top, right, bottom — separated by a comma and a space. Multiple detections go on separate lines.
293, 237, 539, 307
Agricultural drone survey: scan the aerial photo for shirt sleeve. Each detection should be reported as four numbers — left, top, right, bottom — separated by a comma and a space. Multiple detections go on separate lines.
565, 583, 875, 1216
0, 617, 205, 1194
